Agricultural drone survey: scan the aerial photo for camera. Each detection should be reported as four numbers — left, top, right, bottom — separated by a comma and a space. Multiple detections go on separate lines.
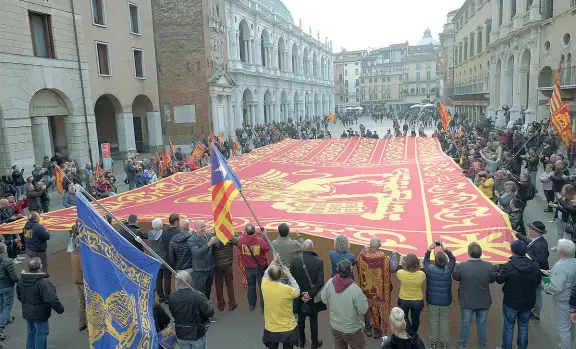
434, 241, 441, 246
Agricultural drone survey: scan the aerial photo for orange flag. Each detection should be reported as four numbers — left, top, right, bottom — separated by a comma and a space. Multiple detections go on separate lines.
155, 150, 161, 166
168, 140, 175, 155
161, 147, 172, 174
95, 165, 103, 180
550, 63, 563, 115
232, 140, 239, 156
54, 164, 65, 194
551, 103, 574, 147
439, 102, 452, 131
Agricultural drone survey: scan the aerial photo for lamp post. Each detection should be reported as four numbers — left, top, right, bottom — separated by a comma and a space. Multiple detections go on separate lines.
502, 104, 511, 124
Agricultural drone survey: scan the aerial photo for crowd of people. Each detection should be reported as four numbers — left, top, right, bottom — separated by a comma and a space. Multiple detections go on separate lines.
1, 110, 576, 349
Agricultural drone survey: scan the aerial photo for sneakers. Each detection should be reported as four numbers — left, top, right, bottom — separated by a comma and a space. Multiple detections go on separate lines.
551, 246, 558, 251
530, 311, 540, 321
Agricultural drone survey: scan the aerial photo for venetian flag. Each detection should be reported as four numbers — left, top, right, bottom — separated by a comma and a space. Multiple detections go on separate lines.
327, 112, 336, 122
190, 143, 206, 161
95, 165, 103, 180
551, 103, 574, 147
550, 63, 563, 115
232, 140, 239, 156
54, 163, 65, 194
161, 147, 171, 174
210, 145, 241, 244
439, 102, 452, 131
168, 139, 175, 155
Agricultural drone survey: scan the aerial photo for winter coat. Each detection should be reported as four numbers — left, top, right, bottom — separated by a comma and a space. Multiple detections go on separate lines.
22, 220, 51, 252
551, 168, 570, 193
290, 251, 326, 314
213, 233, 239, 267
62, 191, 77, 208
381, 334, 426, 349
17, 272, 64, 322
26, 186, 45, 211
117, 223, 147, 252
168, 231, 193, 270
423, 249, 456, 306
496, 255, 541, 311
12, 170, 25, 186
452, 259, 496, 309
0, 254, 19, 289
161, 226, 181, 256
508, 211, 526, 236
148, 229, 167, 265
515, 233, 549, 271
168, 288, 214, 340
188, 232, 215, 272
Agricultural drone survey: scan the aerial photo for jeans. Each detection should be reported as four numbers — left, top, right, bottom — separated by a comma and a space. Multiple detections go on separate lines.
0, 287, 14, 328
15, 185, 25, 200
245, 267, 264, 309
214, 265, 236, 307
192, 270, 214, 301
501, 305, 530, 349
458, 307, 489, 348
528, 170, 537, 188
297, 314, 318, 345
179, 335, 207, 349
128, 180, 135, 190
267, 342, 293, 349
554, 300, 576, 349
76, 284, 86, 328
534, 286, 542, 317
397, 299, 424, 334
555, 218, 567, 245
26, 320, 49, 349
428, 304, 449, 346
156, 268, 172, 300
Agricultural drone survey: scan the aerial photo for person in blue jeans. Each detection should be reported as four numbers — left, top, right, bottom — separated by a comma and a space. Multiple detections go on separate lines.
495, 240, 541, 349
452, 242, 496, 349
0, 242, 19, 340
16, 257, 64, 349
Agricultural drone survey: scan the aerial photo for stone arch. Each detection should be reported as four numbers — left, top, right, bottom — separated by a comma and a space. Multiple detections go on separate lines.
292, 43, 299, 73
505, 55, 514, 106
494, 59, 502, 107
260, 28, 271, 67
263, 90, 273, 123
132, 94, 153, 153
303, 48, 309, 76
94, 94, 123, 155
538, 65, 553, 88
239, 20, 251, 63
242, 88, 254, 126
278, 37, 286, 71
29, 88, 74, 163
519, 49, 531, 108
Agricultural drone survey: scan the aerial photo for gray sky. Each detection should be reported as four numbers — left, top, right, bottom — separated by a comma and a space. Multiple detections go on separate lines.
282, 0, 465, 52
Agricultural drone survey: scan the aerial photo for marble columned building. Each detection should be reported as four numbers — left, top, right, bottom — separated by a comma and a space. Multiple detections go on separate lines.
224, 0, 334, 133
486, 0, 543, 126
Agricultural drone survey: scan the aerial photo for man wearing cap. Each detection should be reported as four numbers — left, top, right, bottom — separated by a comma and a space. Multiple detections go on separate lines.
515, 221, 549, 321
496, 240, 541, 349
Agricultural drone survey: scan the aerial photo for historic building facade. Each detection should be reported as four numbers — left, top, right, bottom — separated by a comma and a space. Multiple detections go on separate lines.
334, 50, 366, 113
449, 0, 492, 122
441, 0, 575, 126
153, 0, 334, 145
439, 10, 459, 109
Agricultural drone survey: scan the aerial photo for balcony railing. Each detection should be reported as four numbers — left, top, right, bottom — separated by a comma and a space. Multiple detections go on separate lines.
452, 81, 489, 95
538, 66, 576, 88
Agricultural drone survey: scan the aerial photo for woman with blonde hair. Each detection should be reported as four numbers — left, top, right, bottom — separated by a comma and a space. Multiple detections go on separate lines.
380, 307, 425, 349
396, 254, 426, 335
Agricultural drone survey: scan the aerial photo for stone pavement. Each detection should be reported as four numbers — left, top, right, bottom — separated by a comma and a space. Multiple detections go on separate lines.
0, 115, 568, 348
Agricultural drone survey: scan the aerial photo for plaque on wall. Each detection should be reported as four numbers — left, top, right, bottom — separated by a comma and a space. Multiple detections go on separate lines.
173, 104, 196, 124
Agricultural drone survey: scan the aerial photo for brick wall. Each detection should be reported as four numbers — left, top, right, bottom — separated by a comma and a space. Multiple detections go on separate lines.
152, 0, 212, 145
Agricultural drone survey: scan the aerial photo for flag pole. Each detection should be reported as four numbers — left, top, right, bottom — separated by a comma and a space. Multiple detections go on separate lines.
237, 189, 284, 267
71, 183, 194, 290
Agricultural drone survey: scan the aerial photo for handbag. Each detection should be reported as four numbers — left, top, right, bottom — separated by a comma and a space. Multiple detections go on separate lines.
246, 244, 267, 271
67, 233, 76, 253
298, 255, 326, 315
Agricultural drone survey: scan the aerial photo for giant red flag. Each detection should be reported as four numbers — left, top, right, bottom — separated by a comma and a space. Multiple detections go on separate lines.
551, 103, 574, 147
550, 63, 563, 115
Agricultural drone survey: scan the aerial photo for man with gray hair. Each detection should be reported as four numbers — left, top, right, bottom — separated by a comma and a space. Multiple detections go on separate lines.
188, 219, 218, 300
17, 257, 64, 348
168, 270, 214, 349
0, 242, 18, 340
542, 239, 576, 349
148, 217, 171, 303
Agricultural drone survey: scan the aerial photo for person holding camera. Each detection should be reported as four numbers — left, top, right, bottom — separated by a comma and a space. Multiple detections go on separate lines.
424, 241, 456, 349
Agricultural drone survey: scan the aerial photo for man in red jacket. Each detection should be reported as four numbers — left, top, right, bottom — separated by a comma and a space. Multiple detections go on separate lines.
237, 224, 270, 312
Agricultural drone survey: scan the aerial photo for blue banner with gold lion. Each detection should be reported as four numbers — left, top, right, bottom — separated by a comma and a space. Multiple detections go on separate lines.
76, 191, 161, 349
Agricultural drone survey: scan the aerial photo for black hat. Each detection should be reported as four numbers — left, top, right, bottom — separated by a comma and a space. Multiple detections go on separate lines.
528, 221, 546, 234
510, 240, 527, 256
